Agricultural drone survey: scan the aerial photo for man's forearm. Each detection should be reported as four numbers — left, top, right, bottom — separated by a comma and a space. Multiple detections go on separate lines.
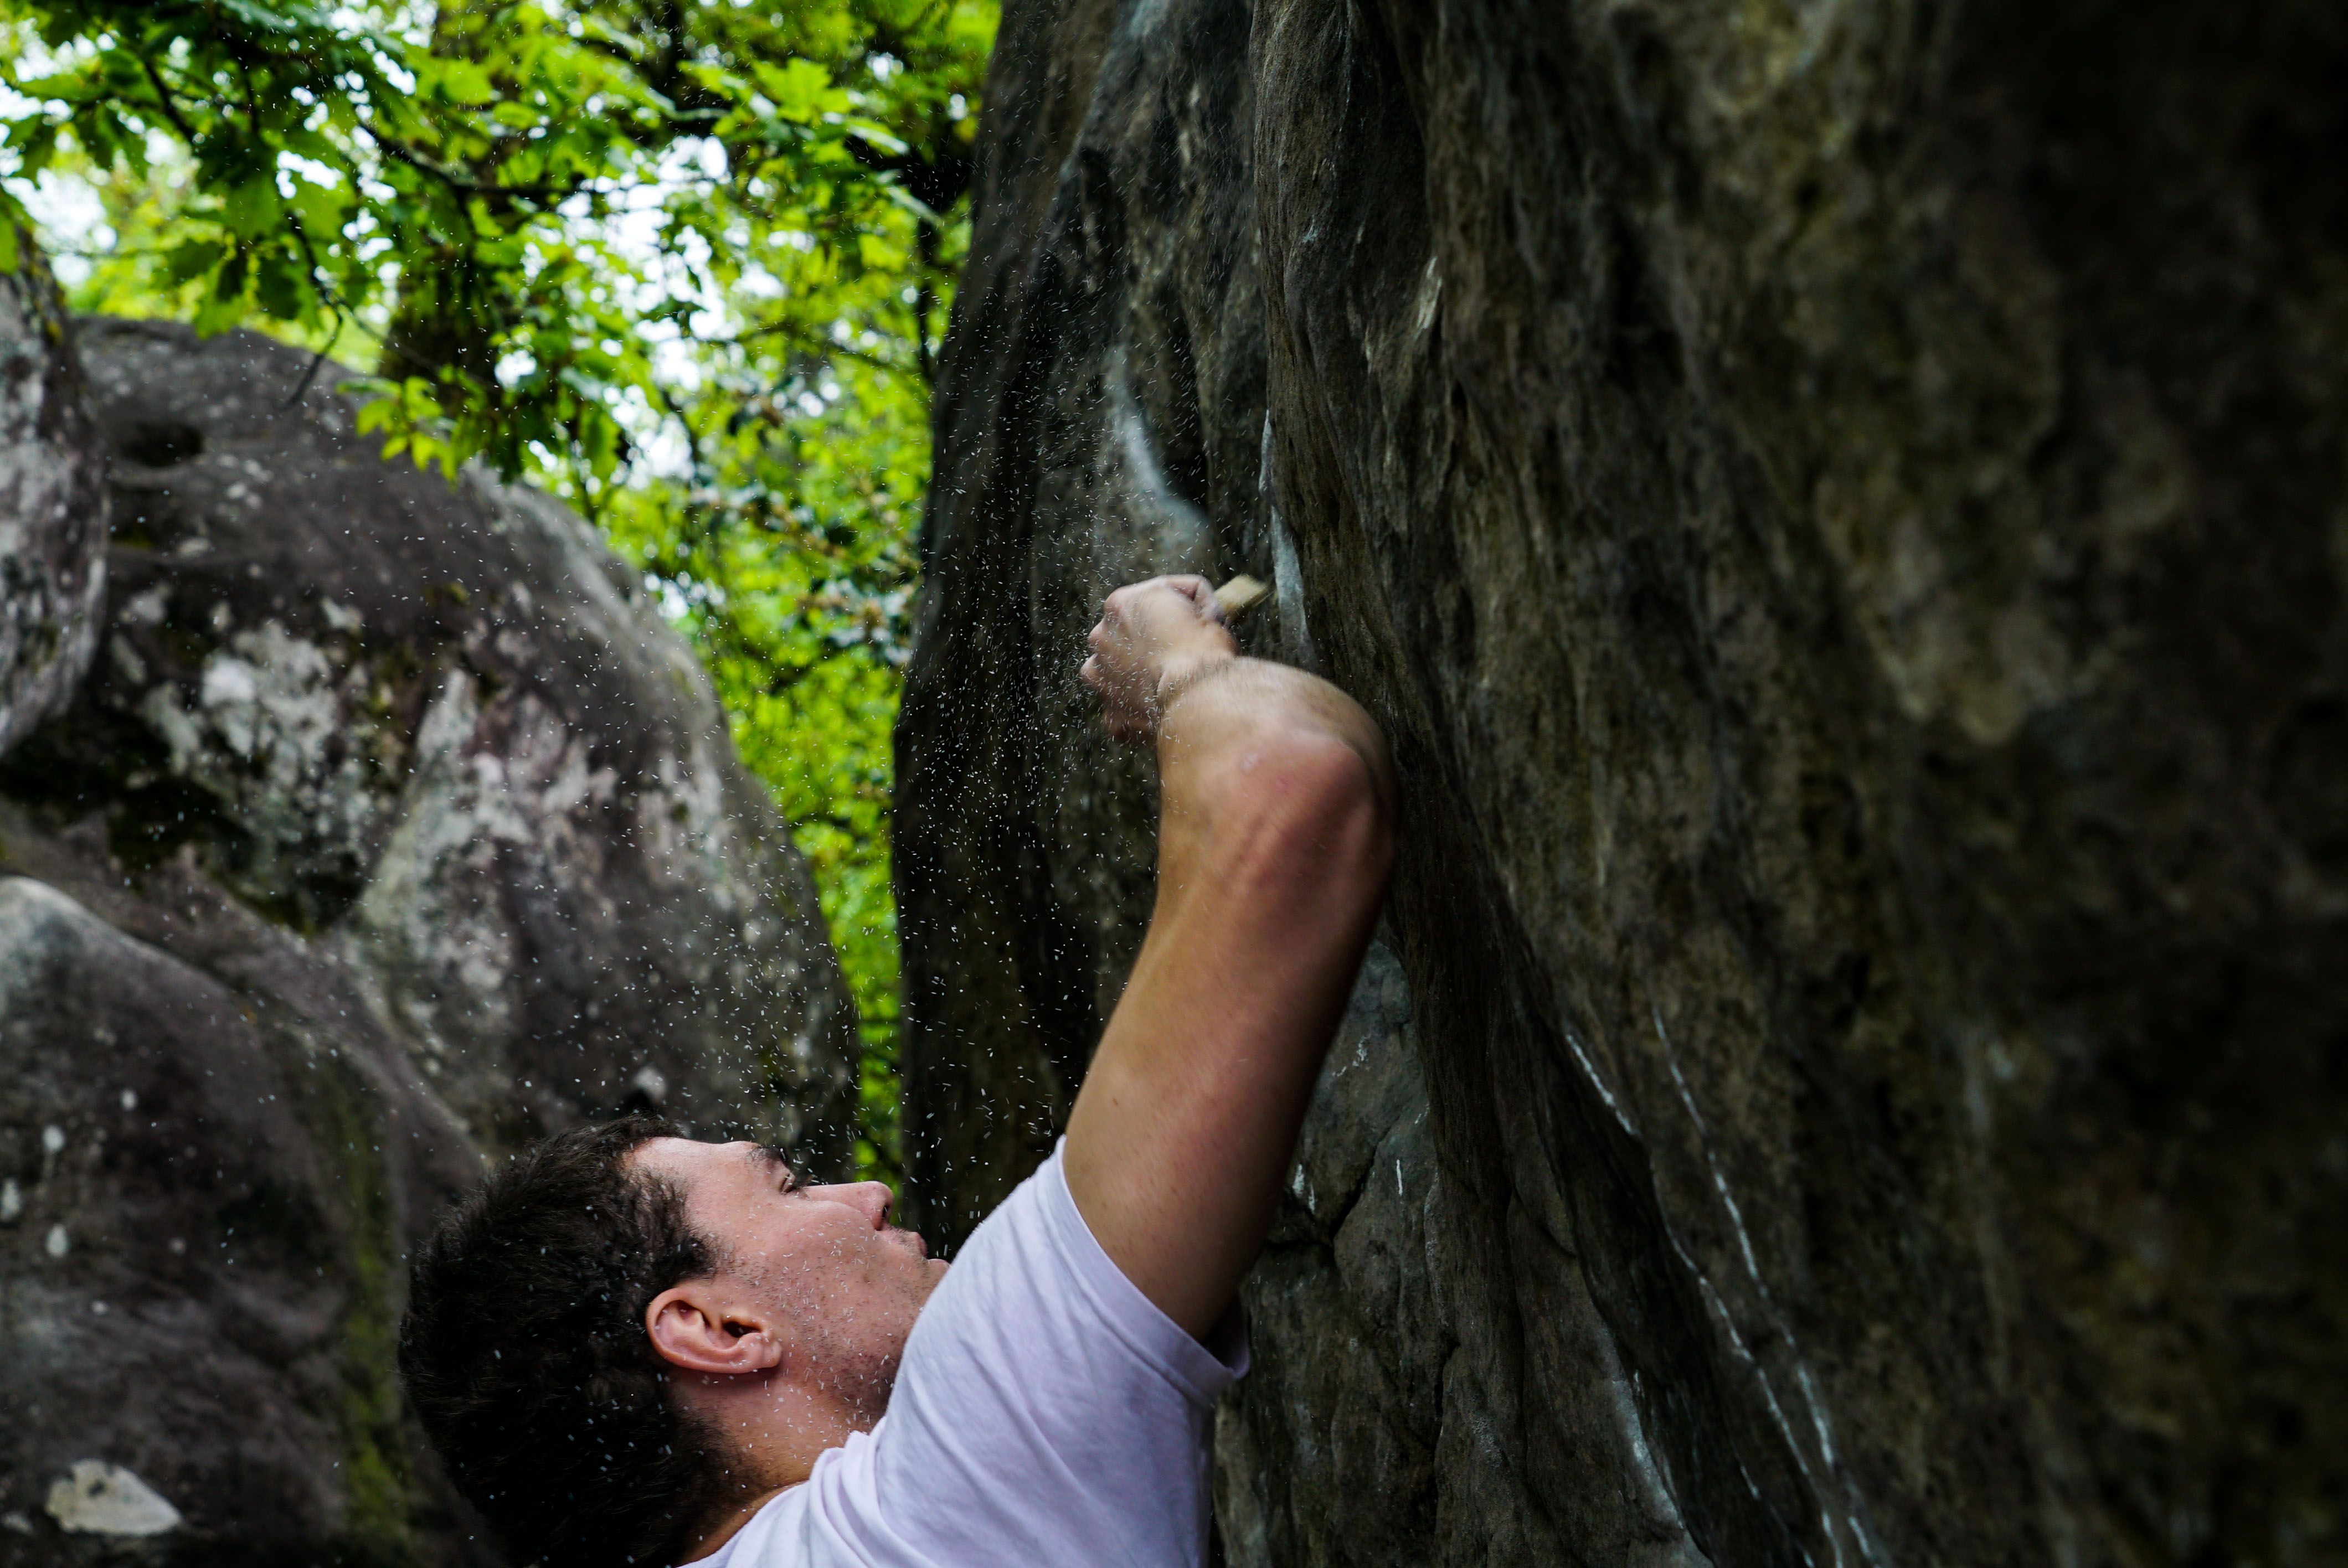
1065, 649, 1394, 1337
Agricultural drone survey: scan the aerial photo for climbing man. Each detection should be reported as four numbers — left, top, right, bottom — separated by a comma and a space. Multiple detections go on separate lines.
399, 574, 1394, 1567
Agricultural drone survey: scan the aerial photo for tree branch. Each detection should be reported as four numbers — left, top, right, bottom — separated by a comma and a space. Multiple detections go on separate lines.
698, 319, 913, 379
842, 133, 973, 216
137, 58, 202, 145
370, 134, 593, 204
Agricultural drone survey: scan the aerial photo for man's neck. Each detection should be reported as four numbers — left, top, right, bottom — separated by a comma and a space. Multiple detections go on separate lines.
676, 1384, 877, 1561
677, 1486, 790, 1564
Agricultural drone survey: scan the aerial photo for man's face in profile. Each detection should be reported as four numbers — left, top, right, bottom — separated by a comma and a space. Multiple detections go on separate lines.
629, 1139, 947, 1405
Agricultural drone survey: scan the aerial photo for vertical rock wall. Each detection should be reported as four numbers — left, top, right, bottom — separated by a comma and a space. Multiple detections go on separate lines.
0, 317, 858, 1564
896, 0, 1268, 1241
902, 1, 2348, 1565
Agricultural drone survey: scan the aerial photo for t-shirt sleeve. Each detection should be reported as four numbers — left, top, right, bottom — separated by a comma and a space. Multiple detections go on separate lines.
773, 1141, 1247, 1568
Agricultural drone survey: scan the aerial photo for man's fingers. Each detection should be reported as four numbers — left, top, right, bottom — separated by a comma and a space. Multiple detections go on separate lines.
1088, 575, 1239, 748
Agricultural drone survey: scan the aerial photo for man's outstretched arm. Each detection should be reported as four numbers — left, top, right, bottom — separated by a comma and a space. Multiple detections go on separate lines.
1065, 576, 1396, 1338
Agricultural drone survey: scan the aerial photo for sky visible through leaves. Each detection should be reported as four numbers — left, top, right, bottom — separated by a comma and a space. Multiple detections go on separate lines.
0, 0, 998, 1187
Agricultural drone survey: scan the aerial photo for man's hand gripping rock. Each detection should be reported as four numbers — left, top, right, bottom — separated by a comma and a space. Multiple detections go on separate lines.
1079, 575, 1238, 746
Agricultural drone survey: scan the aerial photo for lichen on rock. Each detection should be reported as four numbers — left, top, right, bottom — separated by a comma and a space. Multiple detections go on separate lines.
0, 237, 106, 761
44, 1461, 183, 1538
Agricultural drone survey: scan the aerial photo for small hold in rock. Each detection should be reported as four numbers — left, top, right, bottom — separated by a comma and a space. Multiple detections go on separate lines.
119, 422, 205, 469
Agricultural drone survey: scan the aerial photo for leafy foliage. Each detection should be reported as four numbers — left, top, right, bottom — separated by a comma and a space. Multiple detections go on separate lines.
600, 348, 926, 1183
0, 0, 993, 1184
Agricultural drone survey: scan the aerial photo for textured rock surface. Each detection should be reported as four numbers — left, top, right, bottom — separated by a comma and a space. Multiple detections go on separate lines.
903, 1, 2348, 1564
0, 319, 858, 1564
0, 241, 106, 759
897, 0, 1268, 1241
0, 871, 481, 1567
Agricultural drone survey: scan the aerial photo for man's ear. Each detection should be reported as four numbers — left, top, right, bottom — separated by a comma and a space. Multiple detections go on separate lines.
645, 1282, 786, 1378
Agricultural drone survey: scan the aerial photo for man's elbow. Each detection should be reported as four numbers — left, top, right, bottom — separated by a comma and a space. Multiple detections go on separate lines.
1223, 732, 1394, 899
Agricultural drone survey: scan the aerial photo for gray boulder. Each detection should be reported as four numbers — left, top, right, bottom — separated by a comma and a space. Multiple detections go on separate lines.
0, 319, 858, 1562
0, 241, 106, 758
902, 0, 2348, 1565
0, 873, 482, 1567
25, 319, 858, 1156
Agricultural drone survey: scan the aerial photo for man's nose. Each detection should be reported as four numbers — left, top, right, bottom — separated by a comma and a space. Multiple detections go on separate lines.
810, 1180, 895, 1229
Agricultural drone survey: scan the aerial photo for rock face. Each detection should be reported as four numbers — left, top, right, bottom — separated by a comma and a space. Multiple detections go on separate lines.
0, 319, 858, 1565
901, 1, 2348, 1565
0, 240, 106, 757
897, 0, 1269, 1240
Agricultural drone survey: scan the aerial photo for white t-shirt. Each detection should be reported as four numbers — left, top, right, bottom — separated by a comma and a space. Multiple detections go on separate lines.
693, 1142, 1248, 1568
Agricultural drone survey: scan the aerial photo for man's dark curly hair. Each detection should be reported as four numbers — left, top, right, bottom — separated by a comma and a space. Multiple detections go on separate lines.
400, 1115, 738, 1567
